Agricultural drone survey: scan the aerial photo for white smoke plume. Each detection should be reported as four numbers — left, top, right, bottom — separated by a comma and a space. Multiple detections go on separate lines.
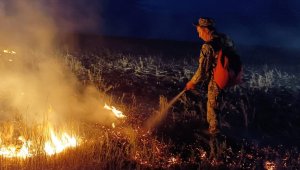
0, 0, 116, 126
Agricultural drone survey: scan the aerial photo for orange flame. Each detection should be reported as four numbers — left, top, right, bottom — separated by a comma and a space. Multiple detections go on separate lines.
0, 127, 79, 158
104, 103, 126, 118
0, 136, 32, 158
3, 49, 16, 54
44, 128, 78, 156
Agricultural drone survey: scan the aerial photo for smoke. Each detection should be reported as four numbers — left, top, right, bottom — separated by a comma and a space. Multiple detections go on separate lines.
145, 90, 186, 130
0, 1, 56, 51
44, 0, 101, 34
0, 0, 116, 126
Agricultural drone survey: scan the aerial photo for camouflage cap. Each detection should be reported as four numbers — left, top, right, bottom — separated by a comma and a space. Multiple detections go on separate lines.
193, 17, 215, 27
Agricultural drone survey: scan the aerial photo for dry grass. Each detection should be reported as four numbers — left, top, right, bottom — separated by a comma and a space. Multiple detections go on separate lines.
0, 49, 299, 169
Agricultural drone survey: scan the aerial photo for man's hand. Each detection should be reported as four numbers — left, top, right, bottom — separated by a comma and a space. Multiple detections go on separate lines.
185, 81, 196, 90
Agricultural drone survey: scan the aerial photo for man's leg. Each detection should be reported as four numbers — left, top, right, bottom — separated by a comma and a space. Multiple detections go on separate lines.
207, 80, 220, 134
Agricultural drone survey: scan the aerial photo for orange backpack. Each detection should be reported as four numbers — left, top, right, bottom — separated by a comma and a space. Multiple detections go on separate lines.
213, 49, 242, 89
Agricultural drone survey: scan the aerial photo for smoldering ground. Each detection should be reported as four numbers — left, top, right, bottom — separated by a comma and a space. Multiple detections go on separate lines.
0, 0, 116, 126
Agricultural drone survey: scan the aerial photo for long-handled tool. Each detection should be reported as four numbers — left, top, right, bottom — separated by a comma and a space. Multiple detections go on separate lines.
144, 89, 186, 130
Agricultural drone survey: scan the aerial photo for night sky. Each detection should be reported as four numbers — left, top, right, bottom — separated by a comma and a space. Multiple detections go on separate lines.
2, 0, 300, 49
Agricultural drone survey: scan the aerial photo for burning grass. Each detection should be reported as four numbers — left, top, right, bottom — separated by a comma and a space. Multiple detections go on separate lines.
0, 122, 79, 158
0, 115, 178, 169
0, 48, 299, 169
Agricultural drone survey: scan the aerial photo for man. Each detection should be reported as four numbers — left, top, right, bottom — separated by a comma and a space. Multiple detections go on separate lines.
185, 17, 235, 135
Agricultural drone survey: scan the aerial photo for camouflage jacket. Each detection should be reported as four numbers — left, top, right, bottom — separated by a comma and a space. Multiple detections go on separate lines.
190, 33, 235, 85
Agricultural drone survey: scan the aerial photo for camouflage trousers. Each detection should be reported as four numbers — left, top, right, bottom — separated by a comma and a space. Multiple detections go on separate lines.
207, 79, 221, 134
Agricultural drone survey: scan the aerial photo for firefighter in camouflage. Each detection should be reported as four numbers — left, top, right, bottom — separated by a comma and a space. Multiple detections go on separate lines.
185, 17, 234, 135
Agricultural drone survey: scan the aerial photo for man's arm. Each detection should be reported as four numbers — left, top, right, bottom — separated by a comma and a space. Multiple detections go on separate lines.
186, 44, 214, 90
191, 44, 214, 84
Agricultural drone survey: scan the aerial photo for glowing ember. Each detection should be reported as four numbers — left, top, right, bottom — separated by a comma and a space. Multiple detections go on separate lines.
168, 156, 180, 165
168, 157, 177, 163
0, 136, 32, 158
104, 103, 126, 118
264, 161, 276, 170
44, 128, 78, 156
200, 151, 207, 160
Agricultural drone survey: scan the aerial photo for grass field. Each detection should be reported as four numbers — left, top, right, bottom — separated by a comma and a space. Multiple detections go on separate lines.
0, 40, 299, 169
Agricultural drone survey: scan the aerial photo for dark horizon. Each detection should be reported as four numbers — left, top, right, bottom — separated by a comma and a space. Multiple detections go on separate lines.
1, 0, 300, 50
49, 0, 300, 50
